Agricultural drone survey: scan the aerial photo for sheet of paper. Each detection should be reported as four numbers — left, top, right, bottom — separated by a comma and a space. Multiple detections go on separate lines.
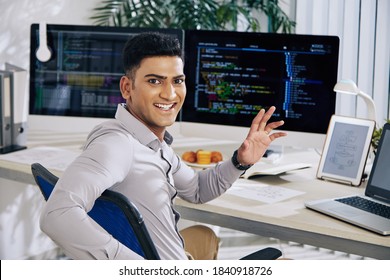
0, 146, 79, 171
227, 179, 305, 204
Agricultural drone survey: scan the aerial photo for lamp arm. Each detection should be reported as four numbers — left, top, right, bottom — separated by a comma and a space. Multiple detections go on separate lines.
357, 91, 377, 122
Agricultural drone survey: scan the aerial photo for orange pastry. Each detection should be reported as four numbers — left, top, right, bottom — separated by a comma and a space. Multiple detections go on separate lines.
210, 151, 223, 163
182, 151, 197, 163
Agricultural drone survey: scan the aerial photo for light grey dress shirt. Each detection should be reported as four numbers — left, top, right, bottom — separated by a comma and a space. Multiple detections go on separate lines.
40, 104, 243, 260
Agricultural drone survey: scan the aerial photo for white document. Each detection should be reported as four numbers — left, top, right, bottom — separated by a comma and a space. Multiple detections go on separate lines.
0, 146, 79, 171
227, 179, 305, 204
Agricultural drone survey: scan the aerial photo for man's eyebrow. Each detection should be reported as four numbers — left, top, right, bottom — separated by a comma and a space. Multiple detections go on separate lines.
144, 74, 185, 79
144, 74, 167, 79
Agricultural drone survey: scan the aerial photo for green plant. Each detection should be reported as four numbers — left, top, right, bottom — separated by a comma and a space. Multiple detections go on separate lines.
90, 0, 295, 33
371, 119, 390, 153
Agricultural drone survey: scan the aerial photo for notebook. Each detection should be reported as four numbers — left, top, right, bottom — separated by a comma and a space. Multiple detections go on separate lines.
305, 123, 390, 235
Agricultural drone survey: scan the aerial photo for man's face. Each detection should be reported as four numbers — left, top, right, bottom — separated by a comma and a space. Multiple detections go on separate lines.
120, 56, 186, 137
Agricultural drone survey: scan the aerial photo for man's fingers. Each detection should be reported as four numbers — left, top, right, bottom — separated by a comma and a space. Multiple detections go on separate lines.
250, 106, 276, 133
269, 131, 287, 141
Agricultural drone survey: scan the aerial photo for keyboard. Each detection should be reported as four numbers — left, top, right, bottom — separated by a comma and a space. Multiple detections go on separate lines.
336, 196, 390, 219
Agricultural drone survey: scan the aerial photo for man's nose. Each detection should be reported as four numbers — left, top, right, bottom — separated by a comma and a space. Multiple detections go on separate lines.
160, 83, 176, 100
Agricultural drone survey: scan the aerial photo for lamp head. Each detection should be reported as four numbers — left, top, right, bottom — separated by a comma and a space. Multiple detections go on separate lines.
333, 79, 377, 122
333, 79, 360, 95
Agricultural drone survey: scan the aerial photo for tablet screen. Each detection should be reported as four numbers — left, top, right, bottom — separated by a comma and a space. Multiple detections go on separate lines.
317, 115, 375, 186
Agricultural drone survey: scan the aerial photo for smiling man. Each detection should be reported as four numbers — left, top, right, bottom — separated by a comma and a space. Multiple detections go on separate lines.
121, 54, 186, 140
40, 33, 286, 260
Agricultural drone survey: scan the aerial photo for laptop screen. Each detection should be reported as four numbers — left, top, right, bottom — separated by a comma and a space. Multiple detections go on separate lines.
366, 123, 390, 201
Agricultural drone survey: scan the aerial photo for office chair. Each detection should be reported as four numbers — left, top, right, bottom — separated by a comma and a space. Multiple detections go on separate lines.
31, 163, 282, 260
31, 162, 160, 260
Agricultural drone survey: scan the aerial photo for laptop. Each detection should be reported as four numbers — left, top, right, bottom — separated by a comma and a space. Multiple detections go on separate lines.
305, 123, 390, 235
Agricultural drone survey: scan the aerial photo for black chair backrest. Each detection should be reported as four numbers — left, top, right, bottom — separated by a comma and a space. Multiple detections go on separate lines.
31, 162, 160, 260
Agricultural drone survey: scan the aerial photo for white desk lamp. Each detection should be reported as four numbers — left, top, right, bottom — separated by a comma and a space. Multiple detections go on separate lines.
333, 79, 377, 122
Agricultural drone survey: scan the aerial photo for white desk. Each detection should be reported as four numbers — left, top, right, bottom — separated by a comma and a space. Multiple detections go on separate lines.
1, 130, 389, 259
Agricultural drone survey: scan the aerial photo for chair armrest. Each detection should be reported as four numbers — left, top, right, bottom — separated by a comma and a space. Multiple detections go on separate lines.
239, 247, 282, 260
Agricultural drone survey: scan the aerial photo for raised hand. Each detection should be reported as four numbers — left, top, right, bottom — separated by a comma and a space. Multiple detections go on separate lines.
236, 106, 287, 166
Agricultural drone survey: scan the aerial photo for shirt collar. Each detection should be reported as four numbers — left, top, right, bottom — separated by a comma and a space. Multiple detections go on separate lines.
115, 104, 174, 150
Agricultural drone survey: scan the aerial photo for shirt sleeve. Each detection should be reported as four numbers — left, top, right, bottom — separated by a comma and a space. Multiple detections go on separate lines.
173, 154, 244, 204
39, 131, 144, 260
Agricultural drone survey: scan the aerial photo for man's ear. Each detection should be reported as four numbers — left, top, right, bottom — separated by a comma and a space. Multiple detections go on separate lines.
120, 76, 132, 100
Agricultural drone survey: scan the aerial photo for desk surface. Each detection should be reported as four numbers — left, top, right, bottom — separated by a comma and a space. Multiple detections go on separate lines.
1, 130, 389, 259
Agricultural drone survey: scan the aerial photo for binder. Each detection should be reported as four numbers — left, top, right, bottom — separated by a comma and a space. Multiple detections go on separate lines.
5, 63, 29, 125
5, 63, 29, 148
0, 64, 27, 154
0, 70, 12, 147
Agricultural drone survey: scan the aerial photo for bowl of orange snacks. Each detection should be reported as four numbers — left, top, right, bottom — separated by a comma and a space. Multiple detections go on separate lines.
182, 150, 223, 167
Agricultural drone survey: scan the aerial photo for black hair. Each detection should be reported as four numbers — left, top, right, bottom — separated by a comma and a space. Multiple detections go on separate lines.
122, 32, 183, 78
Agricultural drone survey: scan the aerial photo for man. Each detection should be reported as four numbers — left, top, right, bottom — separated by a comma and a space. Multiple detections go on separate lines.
40, 32, 286, 260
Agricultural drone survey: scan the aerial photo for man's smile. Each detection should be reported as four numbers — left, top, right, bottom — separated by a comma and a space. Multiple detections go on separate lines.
154, 103, 176, 111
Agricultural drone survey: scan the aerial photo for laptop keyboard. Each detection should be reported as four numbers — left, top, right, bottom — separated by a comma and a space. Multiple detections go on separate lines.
336, 196, 390, 219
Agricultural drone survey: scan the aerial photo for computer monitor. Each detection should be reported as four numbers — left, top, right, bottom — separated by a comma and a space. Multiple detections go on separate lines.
29, 23, 184, 119
181, 30, 340, 149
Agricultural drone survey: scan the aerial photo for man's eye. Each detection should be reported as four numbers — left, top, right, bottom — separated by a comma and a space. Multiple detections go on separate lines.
148, 79, 161, 84
174, 78, 184, 84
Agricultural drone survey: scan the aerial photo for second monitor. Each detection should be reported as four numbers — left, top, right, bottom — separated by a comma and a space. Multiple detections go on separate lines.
181, 30, 339, 148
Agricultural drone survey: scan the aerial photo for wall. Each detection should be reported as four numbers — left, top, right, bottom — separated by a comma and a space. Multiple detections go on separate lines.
296, 0, 390, 127
0, 0, 99, 70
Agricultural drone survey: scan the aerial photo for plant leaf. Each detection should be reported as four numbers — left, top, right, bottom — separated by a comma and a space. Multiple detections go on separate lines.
90, 0, 295, 33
